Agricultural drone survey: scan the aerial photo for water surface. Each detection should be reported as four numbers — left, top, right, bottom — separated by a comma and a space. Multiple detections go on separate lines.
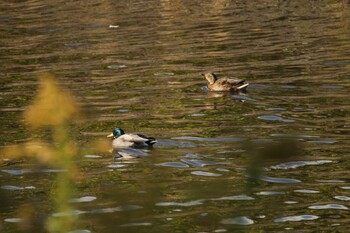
1, 1, 350, 232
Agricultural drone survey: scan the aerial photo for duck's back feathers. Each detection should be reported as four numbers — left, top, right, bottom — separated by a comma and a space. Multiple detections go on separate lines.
123, 134, 149, 143
217, 78, 245, 86
111, 133, 157, 148
209, 78, 249, 91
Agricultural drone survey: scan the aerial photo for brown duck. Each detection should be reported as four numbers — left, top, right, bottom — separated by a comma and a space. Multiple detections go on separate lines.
202, 72, 249, 91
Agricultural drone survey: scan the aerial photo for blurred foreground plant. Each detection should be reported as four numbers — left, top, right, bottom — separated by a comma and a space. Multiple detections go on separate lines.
3, 73, 82, 232
244, 138, 301, 193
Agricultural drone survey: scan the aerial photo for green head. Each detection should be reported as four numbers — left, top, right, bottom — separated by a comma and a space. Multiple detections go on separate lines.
113, 128, 125, 137
107, 128, 125, 138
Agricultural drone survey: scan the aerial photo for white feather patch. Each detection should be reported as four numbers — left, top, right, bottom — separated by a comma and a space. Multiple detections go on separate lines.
237, 83, 249, 90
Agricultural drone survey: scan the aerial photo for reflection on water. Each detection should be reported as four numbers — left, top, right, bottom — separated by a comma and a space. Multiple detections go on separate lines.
308, 204, 348, 210
221, 216, 254, 225
270, 160, 334, 169
1, 0, 350, 232
273, 215, 319, 223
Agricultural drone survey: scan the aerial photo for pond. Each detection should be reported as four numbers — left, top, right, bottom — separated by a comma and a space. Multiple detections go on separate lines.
1, 1, 350, 232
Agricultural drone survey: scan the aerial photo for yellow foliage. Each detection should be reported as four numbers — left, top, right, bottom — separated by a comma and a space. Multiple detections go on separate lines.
2, 141, 57, 165
91, 138, 111, 153
17, 203, 36, 232
2, 73, 85, 232
24, 73, 79, 128
1, 73, 82, 165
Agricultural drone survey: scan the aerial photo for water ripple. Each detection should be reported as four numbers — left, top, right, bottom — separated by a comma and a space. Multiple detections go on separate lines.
316, 179, 345, 183
107, 164, 126, 169
271, 160, 333, 170
181, 159, 229, 167
308, 204, 348, 210
107, 64, 127, 69
249, 84, 271, 89
156, 139, 196, 148
220, 216, 254, 225
2, 168, 66, 175
156, 200, 204, 207
89, 205, 143, 214
270, 133, 320, 139
266, 107, 286, 111
256, 191, 286, 196
69, 229, 91, 233
172, 136, 244, 142
280, 85, 296, 89
273, 215, 319, 222
53, 210, 86, 217
84, 155, 102, 159
180, 153, 203, 159
4, 218, 22, 223
156, 194, 254, 208
156, 162, 190, 168
154, 72, 175, 76
64, 42, 89, 47
284, 201, 298, 204
307, 140, 338, 144
294, 189, 320, 194
258, 115, 295, 123
70, 196, 97, 203
1, 185, 35, 191
189, 113, 206, 117
232, 95, 257, 102
39, 169, 65, 173
210, 195, 254, 201
121, 222, 152, 227
214, 229, 227, 233
191, 171, 222, 177
216, 168, 230, 172
257, 175, 301, 183
1, 169, 29, 175
324, 61, 350, 66
320, 85, 343, 89
334, 196, 350, 201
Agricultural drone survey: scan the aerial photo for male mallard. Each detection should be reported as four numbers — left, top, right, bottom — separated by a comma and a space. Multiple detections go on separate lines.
202, 72, 249, 91
107, 128, 157, 148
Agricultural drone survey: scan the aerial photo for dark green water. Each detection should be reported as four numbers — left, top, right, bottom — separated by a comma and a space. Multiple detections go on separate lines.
1, 1, 350, 232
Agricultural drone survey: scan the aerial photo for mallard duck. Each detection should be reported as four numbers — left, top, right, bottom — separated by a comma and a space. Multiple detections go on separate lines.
107, 128, 157, 148
202, 72, 249, 91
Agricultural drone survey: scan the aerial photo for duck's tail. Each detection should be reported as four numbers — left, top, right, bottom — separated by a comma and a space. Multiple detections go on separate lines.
146, 137, 157, 146
138, 134, 157, 146
237, 83, 249, 90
